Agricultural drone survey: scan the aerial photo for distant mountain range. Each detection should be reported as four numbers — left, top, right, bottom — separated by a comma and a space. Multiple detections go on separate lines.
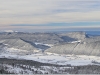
0, 31, 100, 74
0, 31, 100, 56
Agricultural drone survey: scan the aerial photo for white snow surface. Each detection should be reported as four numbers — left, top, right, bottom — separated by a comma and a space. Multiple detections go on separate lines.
0, 49, 100, 66
35, 42, 53, 47
69, 40, 81, 43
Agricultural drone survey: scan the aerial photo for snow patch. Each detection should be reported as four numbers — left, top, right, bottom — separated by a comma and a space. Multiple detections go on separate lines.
35, 42, 53, 47
69, 40, 81, 43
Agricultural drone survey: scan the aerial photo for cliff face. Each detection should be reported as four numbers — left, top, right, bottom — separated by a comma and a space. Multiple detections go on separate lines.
46, 41, 100, 56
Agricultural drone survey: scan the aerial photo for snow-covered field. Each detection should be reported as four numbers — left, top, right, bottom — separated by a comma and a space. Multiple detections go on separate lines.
0, 50, 100, 66
1, 47, 100, 74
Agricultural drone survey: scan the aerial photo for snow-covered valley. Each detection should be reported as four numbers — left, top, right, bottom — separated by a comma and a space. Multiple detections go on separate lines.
0, 52, 100, 74
0, 50, 100, 66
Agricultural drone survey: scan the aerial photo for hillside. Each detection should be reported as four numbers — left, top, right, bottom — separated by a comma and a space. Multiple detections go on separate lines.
46, 41, 100, 56
0, 38, 39, 55
0, 31, 100, 74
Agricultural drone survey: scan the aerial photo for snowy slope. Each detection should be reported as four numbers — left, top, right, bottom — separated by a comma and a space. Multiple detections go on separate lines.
0, 51, 100, 66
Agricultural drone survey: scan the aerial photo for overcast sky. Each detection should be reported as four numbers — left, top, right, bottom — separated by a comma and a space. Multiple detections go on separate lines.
0, 0, 100, 31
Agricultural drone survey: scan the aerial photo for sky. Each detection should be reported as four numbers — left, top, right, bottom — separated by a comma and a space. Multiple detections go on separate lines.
0, 0, 100, 32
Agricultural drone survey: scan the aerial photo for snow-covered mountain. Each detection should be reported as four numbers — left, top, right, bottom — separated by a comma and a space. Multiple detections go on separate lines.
0, 31, 100, 74
46, 41, 100, 56
0, 31, 100, 56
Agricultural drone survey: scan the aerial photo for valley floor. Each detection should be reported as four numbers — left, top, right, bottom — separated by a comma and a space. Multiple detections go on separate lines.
0, 52, 100, 74
0, 52, 100, 66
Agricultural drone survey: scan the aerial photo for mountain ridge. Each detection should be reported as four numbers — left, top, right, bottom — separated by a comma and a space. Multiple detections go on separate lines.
0, 31, 100, 56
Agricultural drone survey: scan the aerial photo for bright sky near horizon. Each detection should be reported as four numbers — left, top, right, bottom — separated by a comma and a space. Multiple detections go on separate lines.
0, 0, 100, 31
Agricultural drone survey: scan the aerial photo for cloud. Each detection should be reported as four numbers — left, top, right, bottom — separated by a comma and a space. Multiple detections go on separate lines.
0, 0, 100, 30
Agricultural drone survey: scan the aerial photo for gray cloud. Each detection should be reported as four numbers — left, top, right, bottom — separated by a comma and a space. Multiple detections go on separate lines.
0, 0, 100, 30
